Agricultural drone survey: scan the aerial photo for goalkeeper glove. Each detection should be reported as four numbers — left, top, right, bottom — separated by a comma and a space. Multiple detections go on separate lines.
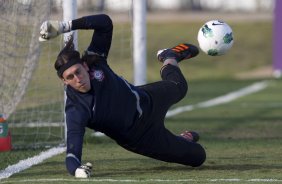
75, 162, 93, 178
39, 20, 72, 42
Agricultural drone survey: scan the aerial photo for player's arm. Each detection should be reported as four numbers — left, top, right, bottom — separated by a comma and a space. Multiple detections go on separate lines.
39, 14, 113, 58
65, 102, 92, 178
66, 131, 93, 178
73, 14, 113, 59
75, 14, 113, 66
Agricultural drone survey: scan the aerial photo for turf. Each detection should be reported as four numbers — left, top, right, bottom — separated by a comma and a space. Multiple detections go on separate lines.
1, 16, 282, 184
2, 79, 281, 184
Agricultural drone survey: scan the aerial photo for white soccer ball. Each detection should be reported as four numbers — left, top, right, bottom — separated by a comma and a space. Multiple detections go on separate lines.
197, 20, 234, 56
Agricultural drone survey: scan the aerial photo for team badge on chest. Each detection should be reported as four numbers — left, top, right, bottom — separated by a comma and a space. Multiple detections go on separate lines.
92, 70, 104, 82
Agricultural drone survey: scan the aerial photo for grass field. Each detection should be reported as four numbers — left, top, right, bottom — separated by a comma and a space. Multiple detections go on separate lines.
1, 14, 282, 184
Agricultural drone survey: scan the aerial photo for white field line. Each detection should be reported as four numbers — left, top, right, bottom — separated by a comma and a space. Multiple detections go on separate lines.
166, 80, 269, 117
9, 122, 63, 128
0, 147, 66, 181
1, 178, 282, 183
0, 80, 269, 181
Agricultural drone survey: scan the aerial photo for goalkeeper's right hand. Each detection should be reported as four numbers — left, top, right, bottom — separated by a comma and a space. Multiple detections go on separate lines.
75, 162, 93, 178
39, 20, 71, 42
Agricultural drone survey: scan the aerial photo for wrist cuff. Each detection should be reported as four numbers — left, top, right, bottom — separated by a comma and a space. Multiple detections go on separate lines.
60, 21, 72, 33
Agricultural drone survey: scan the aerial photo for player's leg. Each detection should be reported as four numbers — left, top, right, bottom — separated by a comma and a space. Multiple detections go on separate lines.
138, 68, 187, 112
124, 43, 204, 166
121, 124, 206, 167
139, 43, 199, 107
152, 127, 206, 167
147, 44, 204, 166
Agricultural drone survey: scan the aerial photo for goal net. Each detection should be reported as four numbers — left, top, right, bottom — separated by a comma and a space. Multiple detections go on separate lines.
0, 0, 133, 148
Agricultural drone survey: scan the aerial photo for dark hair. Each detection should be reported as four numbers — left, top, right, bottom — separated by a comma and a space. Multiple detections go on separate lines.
81, 49, 108, 68
54, 35, 81, 78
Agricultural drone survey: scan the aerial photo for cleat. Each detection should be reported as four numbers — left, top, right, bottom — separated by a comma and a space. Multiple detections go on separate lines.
180, 131, 200, 142
157, 43, 199, 63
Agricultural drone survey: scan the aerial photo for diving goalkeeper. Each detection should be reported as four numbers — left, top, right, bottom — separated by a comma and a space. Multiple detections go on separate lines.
39, 14, 206, 178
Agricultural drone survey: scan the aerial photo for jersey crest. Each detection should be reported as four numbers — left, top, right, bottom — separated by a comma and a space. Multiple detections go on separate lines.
90, 69, 104, 82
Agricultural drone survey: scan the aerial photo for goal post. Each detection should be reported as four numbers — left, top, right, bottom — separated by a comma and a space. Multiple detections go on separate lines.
63, 0, 78, 48
63, 0, 78, 144
133, 0, 147, 85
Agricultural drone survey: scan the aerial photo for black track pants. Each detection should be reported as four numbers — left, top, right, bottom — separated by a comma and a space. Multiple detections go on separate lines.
120, 64, 206, 167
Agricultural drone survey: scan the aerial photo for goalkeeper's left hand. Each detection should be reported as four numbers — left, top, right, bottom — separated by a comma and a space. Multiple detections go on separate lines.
75, 162, 93, 178
39, 20, 71, 42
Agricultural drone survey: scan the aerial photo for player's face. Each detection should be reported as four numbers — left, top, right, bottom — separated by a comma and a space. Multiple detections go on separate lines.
62, 63, 91, 93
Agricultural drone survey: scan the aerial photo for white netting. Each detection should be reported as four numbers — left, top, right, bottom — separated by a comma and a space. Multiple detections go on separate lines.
0, 0, 65, 148
0, 0, 50, 119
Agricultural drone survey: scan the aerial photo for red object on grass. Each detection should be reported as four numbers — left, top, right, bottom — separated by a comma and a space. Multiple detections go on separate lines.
0, 131, 12, 151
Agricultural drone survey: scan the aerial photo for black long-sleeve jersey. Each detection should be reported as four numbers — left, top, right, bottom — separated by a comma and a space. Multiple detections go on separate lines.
65, 14, 151, 175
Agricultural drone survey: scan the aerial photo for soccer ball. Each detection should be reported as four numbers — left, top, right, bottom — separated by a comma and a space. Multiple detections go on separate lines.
197, 20, 234, 56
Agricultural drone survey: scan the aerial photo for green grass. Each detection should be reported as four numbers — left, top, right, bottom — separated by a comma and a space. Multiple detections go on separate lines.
1, 19, 281, 183
2, 79, 281, 184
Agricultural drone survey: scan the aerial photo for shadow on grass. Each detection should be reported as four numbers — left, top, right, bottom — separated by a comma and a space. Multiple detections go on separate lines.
10, 158, 282, 179
91, 157, 282, 177
92, 163, 282, 178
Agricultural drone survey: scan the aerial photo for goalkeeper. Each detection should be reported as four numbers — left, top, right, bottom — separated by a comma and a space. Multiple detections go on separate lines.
39, 14, 206, 178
